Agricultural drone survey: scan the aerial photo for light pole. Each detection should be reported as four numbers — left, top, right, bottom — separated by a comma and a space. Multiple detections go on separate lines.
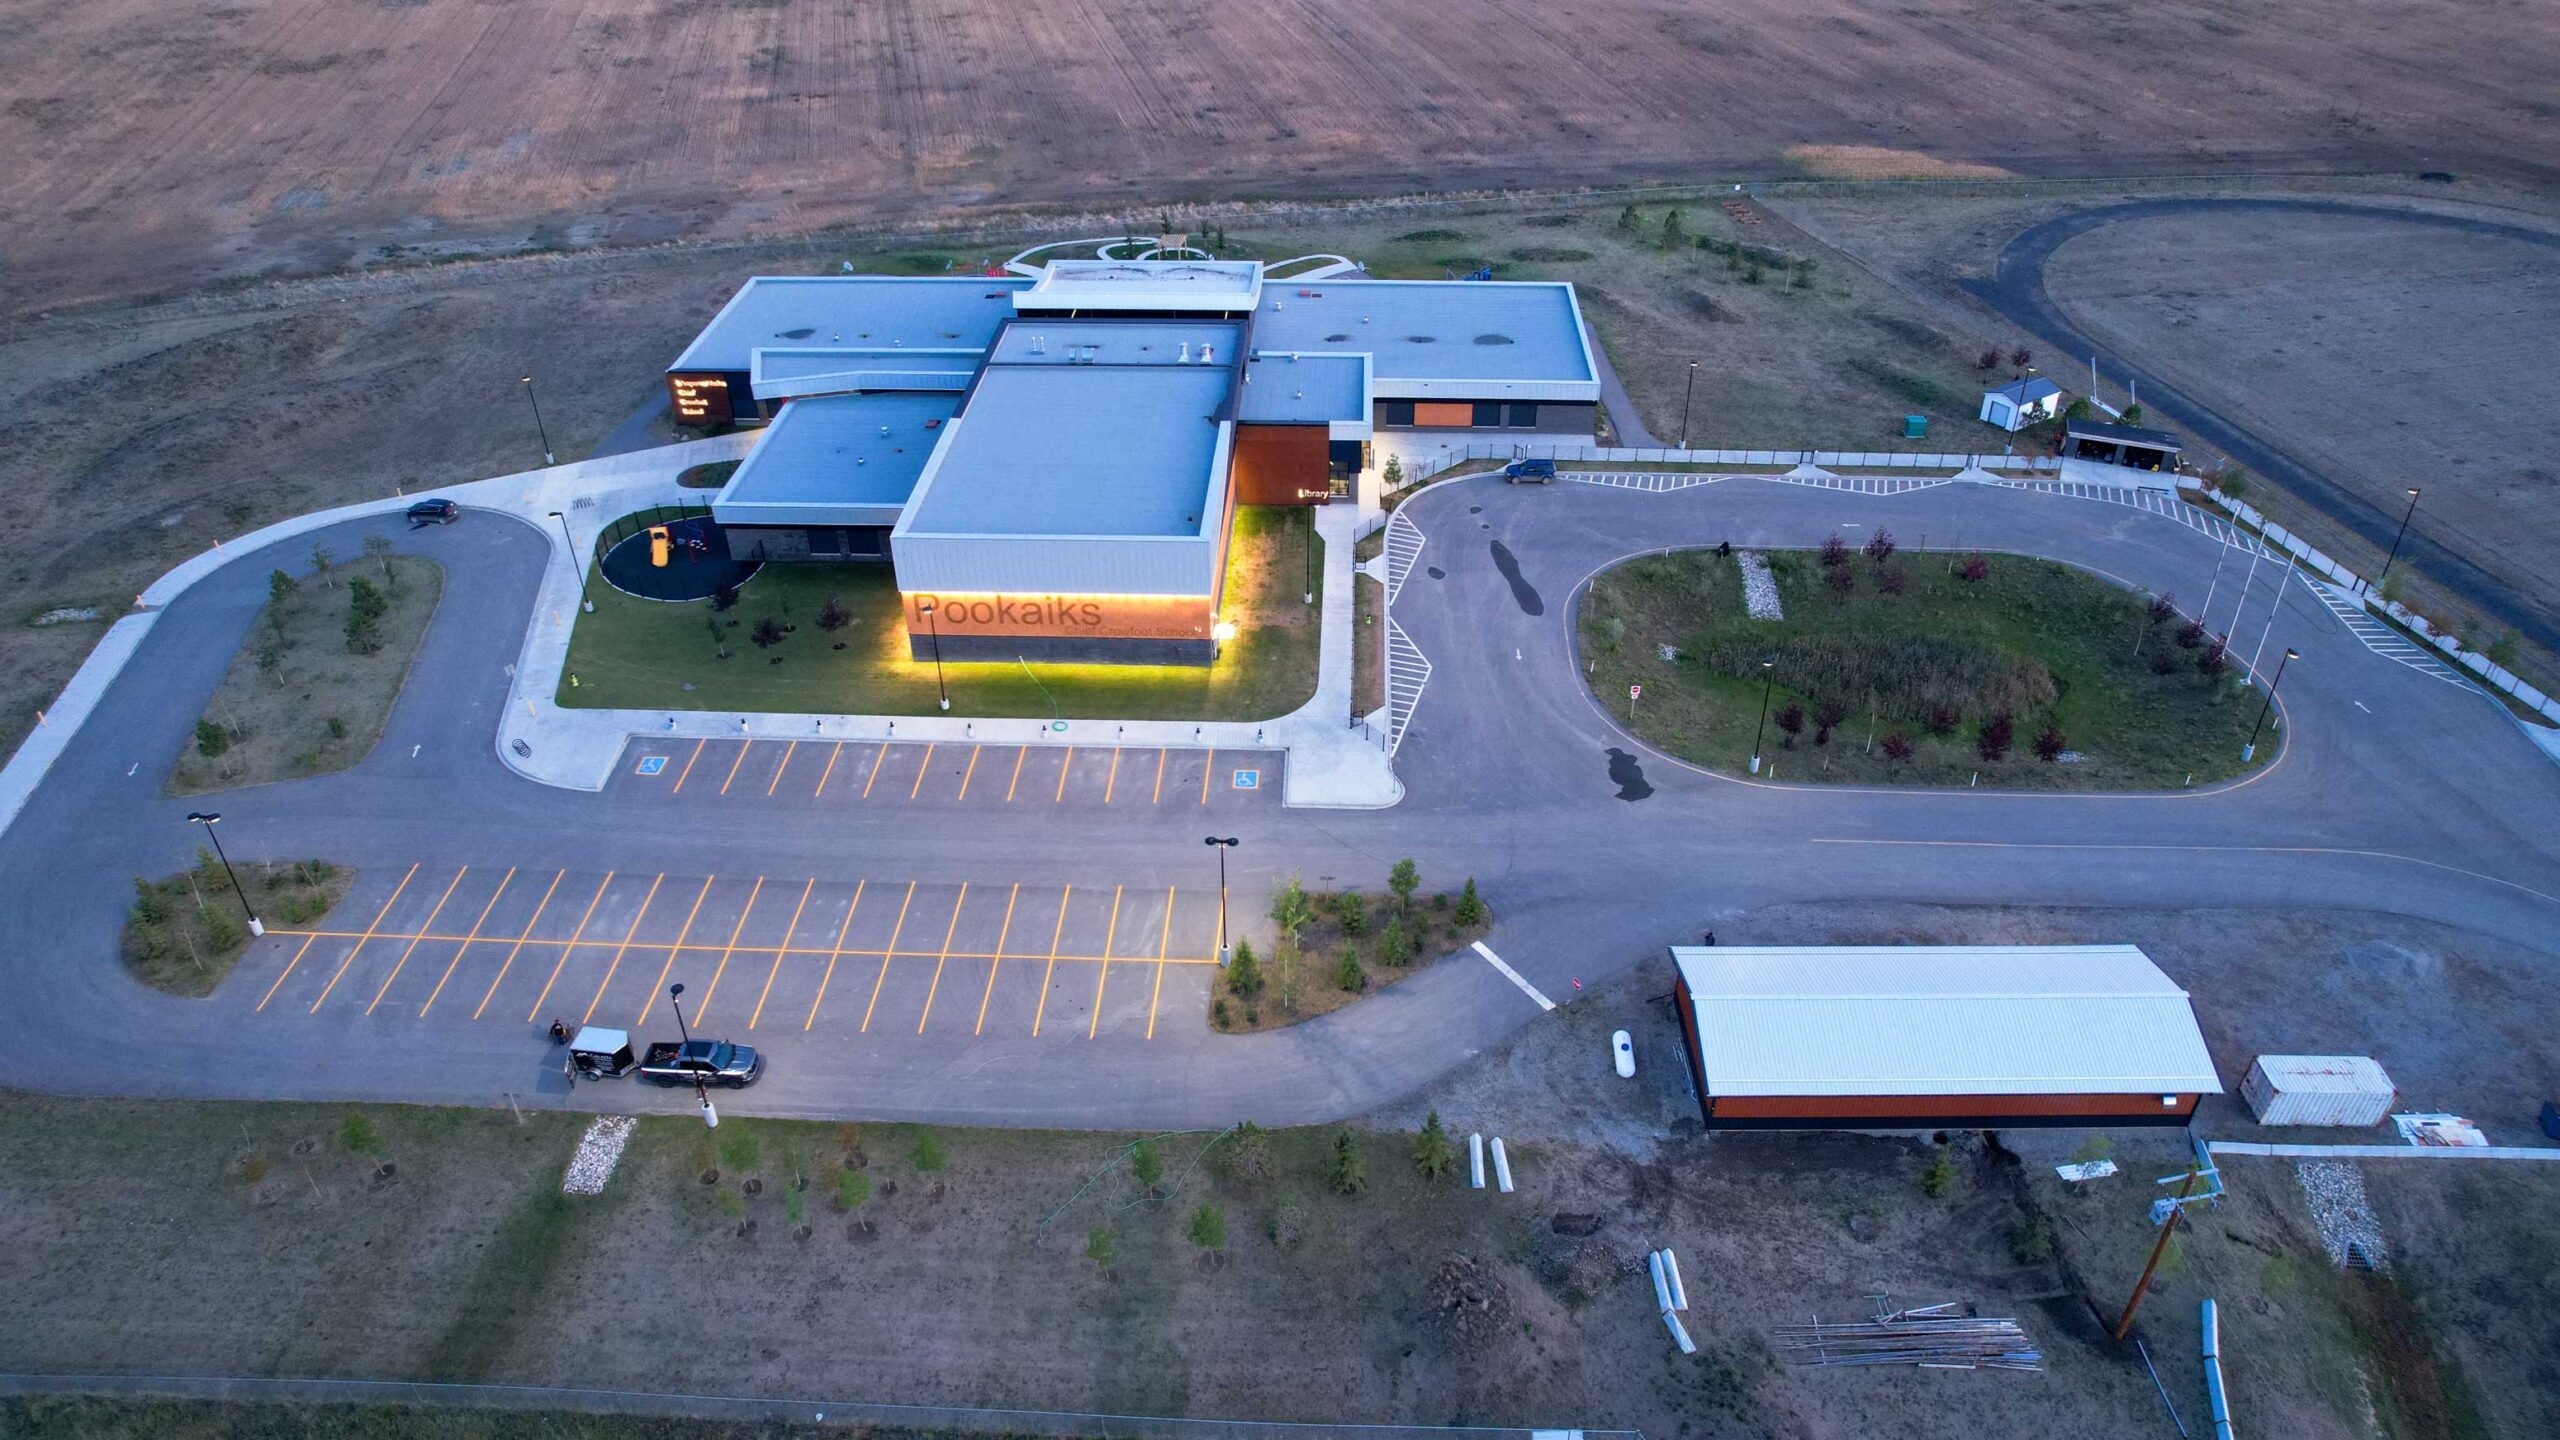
1205, 836, 1239, 963
184, 812, 262, 937
521, 374, 554, 466
2376, 486, 2421, 592
1677, 361, 1699, 450
1748, 655, 1777, 775
546, 510, 594, 614
2243, 648, 2299, 763
667, 983, 717, 1127
919, 599, 949, 710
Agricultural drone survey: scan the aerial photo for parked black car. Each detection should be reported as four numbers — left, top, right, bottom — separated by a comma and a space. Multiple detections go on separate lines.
406, 498, 461, 526
638, 1038, 764, 1087
1503, 459, 1557, 484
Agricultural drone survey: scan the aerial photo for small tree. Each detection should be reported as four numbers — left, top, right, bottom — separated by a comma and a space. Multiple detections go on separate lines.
2150, 650, 2182, 676
1812, 696, 1848, 741
1863, 529, 1897, 563
1225, 938, 1263, 998
1269, 876, 1314, 948
362, 534, 396, 586
1218, 1121, 1272, 1181
338, 1111, 383, 1156
1617, 203, 1640, 232
1818, 534, 1850, 568
345, 576, 390, 654
2197, 643, 2229, 677
1334, 892, 1368, 936
751, 616, 786, 648
1189, 1204, 1227, 1251
1958, 555, 1989, 583
1334, 948, 1367, 993
1774, 700, 1805, 745
817, 597, 851, 630
911, 1131, 947, 1172
267, 569, 299, 636
1374, 915, 1414, 967
1919, 1146, 1959, 1199
835, 1168, 872, 1211
1880, 730, 1915, 763
1381, 454, 1404, 491
1085, 1226, 1117, 1270
1977, 713, 2014, 762
2009, 346, 2031, 369
1131, 1139, 1163, 1192
1924, 703, 1960, 736
1792, 258, 1817, 289
1413, 1111, 1457, 1179
2035, 726, 2067, 762
1268, 1196, 1306, 1248
1976, 347, 2002, 371
308, 543, 335, 588
2121, 402, 2145, 425
1878, 566, 1906, 595
1452, 878, 1485, 926
2148, 593, 2178, 626
2215, 468, 2250, 499
1659, 208, 1683, 249
1387, 858, 1419, 913
2175, 619, 2207, 649
1824, 563, 1855, 594
194, 718, 232, 758
1325, 1131, 1367, 1195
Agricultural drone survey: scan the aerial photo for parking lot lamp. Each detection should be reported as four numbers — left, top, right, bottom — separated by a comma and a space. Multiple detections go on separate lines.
2376, 487, 2421, 592
667, 983, 717, 1128
1204, 836, 1239, 963
1748, 655, 1777, 776
920, 599, 949, 710
184, 812, 263, 937
546, 510, 594, 613
521, 374, 554, 466
1678, 361, 1699, 450
2243, 648, 2299, 763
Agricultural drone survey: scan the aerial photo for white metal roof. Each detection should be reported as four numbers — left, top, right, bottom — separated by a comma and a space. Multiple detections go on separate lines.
1016, 259, 1264, 313
2248, 1055, 2396, 1094
1670, 944, 2223, 1098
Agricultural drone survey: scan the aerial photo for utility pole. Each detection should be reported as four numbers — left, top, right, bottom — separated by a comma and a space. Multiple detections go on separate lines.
1678, 361, 1699, 450
2113, 1165, 2203, 1340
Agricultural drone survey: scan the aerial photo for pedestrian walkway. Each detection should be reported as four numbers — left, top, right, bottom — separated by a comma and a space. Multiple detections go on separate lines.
2305, 582, 2474, 687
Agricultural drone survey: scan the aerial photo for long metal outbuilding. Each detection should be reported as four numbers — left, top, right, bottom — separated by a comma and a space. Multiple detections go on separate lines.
1668, 944, 2223, 1129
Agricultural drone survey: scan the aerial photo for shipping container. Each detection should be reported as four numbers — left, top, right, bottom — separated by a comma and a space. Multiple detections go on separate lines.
2241, 1054, 2397, 1127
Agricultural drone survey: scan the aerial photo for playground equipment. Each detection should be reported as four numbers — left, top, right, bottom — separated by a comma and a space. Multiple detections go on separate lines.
648, 524, 672, 568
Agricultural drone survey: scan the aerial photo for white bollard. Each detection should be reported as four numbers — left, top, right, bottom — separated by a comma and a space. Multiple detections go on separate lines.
1490, 1136, 1515, 1193
1648, 1252, 1675, 1313
1661, 1248, 1689, 1312
1662, 1307, 1698, 1356
1468, 1132, 1486, 1189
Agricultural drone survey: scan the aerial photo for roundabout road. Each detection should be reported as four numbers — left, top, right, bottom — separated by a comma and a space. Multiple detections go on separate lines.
3, 472, 2556, 1128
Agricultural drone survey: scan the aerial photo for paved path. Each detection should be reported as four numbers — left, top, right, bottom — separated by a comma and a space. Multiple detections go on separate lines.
3, 466, 2557, 1129
1583, 319, 1664, 447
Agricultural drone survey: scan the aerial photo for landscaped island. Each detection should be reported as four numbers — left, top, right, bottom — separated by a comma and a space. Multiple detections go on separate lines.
1578, 539, 2271, 789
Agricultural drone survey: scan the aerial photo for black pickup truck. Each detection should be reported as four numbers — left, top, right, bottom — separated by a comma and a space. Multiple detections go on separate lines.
637, 1039, 764, 1087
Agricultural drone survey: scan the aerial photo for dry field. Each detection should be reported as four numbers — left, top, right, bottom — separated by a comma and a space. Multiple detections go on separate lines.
4, 0, 2559, 312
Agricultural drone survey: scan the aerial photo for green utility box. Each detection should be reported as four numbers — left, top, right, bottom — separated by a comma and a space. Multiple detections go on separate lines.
1902, 414, 1929, 439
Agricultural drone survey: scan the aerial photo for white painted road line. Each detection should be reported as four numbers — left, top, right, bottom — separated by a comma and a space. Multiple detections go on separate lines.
1472, 941, 1554, 1011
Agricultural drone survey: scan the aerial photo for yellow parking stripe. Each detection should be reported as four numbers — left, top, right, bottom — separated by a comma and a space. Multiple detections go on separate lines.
523, 872, 615, 1023
915, 882, 970, 1033
804, 879, 866, 1031
1200, 747, 1214, 804
691, 875, 766, 1025
718, 741, 753, 796
973, 883, 1021, 1035
1089, 884, 1123, 1039
476, 869, 564, 1020
766, 740, 798, 796
1152, 750, 1167, 805
1032, 884, 1070, 1036
1146, 885, 1176, 1040
1104, 747, 1121, 803
862, 743, 889, 798
859, 881, 917, 1033
256, 934, 320, 1014
748, 878, 816, 1029
669, 738, 707, 794
957, 745, 983, 800
418, 866, 515, 1017
302, 863, 419, 1015
813, 741, 844, 797
909, 742, 936, 800
580, 872, 665, 1025
1055, 746, 1074, 802
363, 865, 468, 1014
634, 875, 716, 1027
1006, 746, 1027, 801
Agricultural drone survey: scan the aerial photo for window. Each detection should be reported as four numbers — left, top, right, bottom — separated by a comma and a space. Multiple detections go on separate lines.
1507, 403, 1539, 428
1378, 400, 1415, 427
1471, 402, 1504, 427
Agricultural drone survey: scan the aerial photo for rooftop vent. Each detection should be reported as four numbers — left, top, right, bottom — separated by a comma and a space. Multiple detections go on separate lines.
780, 327, 816, 340
1199, 344, 1214, 364
1475, 333, 1516, 345
1324, 333, 1351, 342
1406, 335, 1437, 344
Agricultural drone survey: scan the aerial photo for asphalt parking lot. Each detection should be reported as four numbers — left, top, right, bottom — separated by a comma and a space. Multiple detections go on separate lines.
239, 864, 1224, 1044
607, 737, 1285, 812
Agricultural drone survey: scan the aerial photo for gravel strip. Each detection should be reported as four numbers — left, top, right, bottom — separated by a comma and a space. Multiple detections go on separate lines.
2295, 1160, 2389, 1271
562, 1115, 638, 1196
1735, 550, 1783, 620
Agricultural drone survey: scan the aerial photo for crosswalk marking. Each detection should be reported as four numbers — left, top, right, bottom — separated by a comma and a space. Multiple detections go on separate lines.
2306, 582, 2473, 687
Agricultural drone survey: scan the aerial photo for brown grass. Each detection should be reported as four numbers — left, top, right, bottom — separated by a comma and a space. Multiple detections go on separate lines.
1784, 146, 2014, 181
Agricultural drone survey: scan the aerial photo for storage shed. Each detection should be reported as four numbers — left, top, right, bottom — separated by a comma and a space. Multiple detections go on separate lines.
1668, 944, 2222, 1129
2240, 1055, 2398, 1127
1979, 377, 2062, 432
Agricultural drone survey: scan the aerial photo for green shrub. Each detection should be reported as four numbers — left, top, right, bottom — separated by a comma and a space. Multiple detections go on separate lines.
1268, 1195, 1305, 1248
1334, 949, 1366, 993
1225, 939, 1263, 998
911, 1131, 947, 1172
1334, 893, 1367, 936
1189, 1204, 1227, 1250
835, 1168, 872, 1210
718, 1126, 760, 1174
1085, 1226, 1117, 1269
1325, 1131, 1367, 1195
1918, 1147, 1958, 1199
194, 719, 231, 758
1131, 1139, 1163, 1190
1413, 1111, 1457, 1179
338, 1112, 383, 1155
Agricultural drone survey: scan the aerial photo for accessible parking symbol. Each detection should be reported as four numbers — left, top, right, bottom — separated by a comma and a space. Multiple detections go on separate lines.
635, 755, 668, 776
1231, 769, 1260, 791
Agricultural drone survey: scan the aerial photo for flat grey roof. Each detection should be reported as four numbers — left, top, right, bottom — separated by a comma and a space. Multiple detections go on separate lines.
717, 392, 959, 511
988, 320, 1242, 367
1250, 280, 1592, 383
671, 277, 1031, 375
903, 365, 1230, 538
1239, 352, 1366, 424
2067, 418, 2183, 450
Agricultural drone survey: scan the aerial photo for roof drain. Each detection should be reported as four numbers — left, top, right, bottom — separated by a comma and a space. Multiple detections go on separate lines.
1179, 342, 1192, 363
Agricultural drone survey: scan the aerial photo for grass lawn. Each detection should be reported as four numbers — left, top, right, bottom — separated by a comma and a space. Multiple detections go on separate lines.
173, 555, 442, 794
1353, 574, 1384, 717
558, 508, 1320, 720
122, 856, 350, 996
1579, 546, 2270, 789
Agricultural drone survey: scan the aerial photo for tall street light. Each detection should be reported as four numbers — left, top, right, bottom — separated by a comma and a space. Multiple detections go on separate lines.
546, 510, 594, 614
184, 812, 263, 937
2243, 647, 2299, 763
1677, 361, 1699, 450
521, 374, 554, 466
2376, 486, 2421, 592
667, 983, 717, 1128
1748, 655, 1777, 775
1204, 836, 1239, 964
919, 599, 950, 710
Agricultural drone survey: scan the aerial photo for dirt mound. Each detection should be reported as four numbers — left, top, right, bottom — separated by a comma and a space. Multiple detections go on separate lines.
1425, 1252, 1515, 1348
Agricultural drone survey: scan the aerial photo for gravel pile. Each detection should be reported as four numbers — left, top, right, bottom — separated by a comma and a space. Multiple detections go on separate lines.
1736, 550, 1783, 620
562, 1115, 638, 1196
2295, 1160, 2389, 1271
